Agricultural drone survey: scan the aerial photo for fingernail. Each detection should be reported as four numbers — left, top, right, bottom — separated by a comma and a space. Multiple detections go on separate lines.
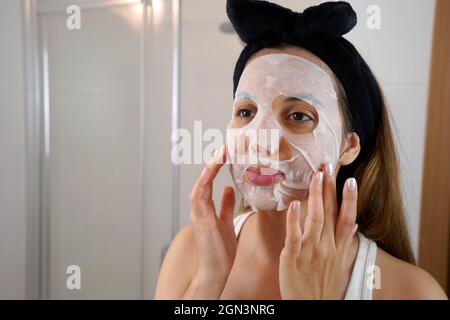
316, 171, 324, 186
325, 163, 334, 176
217, 145, 225, 163
347, 178, 357, 192
352, 224, 358, 234
212, 147, 220, 158
293, 200, 301, 214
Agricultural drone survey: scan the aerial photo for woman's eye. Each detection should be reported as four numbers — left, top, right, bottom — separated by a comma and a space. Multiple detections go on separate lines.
288, 112, 312, 122
237, 109, 253, 118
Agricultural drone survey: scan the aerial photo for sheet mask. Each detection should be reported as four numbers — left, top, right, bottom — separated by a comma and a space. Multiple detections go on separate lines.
227, 53, 343, 212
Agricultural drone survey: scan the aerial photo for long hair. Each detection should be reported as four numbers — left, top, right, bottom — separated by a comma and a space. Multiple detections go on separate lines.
336, 78, 416, 265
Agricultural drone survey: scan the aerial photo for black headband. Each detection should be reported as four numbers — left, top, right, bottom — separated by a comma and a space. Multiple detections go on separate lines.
227, 0, 381, 150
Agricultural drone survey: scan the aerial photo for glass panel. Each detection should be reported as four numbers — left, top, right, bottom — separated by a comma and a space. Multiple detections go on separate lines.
41, 3, 142, 299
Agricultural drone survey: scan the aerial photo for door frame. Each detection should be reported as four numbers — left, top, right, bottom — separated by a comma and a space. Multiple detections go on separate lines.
419, 0, 450, 294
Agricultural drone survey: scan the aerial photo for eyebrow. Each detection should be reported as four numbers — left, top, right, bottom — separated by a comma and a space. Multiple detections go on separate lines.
287, 93, 323, 108
235, 92, 324, 108
235, 91, 257, 102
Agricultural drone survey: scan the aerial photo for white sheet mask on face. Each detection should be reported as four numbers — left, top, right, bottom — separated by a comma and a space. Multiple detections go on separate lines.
227, 53, 343, 212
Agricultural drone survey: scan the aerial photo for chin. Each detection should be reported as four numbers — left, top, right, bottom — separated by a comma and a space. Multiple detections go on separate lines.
240, 184, 289, 212
239, 182, 310, 213
250, 202, 280, 213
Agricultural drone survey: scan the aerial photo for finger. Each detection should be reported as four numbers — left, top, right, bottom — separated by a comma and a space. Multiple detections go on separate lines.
219, 186, 236, 226
283, 200, 302, 257
280, 201, 302, 272
303, 171, 325, 243
189, 145, 227, 214
189, 167, 215, 219
218, 187, 237, 255
321, 163, 338, 243
206, 144, 227, 177
203, 144, 227, 196
336, 178, 358, 251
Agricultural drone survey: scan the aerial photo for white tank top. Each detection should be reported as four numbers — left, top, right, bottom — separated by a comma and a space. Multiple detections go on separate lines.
233, 211, 378, 300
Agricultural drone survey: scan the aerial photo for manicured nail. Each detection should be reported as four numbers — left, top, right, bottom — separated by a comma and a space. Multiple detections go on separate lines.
215, 146, 222, 163
213, 146, 221, 157
347, 178, 357, 192
211, 145, 225, 164
325, 163, 334, 176
293, 200, 301, 214
316, 171, 324, 186
352, 224, 358, 234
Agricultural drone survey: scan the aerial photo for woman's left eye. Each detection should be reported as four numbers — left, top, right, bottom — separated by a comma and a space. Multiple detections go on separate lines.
287, 112, 312, 122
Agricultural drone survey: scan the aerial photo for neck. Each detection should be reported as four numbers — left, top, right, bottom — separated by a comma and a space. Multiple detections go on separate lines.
250, 200, 309, 262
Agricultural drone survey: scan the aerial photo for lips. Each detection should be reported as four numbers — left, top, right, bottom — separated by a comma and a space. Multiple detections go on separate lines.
246, 165, 285, 186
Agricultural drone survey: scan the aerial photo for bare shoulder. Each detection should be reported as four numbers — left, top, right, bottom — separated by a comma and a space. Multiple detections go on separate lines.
373, 248, 448, 300
154, 223, 197, 299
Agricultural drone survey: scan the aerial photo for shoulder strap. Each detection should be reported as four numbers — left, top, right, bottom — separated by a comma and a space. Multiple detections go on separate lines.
344, 232, 378, 300
362, 236, 378, 300
233, 211, 254, 238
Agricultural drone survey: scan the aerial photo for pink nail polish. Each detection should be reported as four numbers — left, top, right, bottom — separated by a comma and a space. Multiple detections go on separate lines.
293, 201, 301, 214
218, 145, 225, 164
316, 172, 324, 186
347, 178, 357, 192
325, 163, 334, 176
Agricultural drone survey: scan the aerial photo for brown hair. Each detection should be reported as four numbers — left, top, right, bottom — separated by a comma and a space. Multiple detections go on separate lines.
336, 78, 416, 265
236, 45, 416, 265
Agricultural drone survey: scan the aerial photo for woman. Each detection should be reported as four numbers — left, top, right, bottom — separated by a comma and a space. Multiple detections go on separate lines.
154, 1, 447, 300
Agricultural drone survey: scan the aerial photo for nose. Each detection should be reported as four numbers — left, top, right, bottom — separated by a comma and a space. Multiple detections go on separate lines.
227, 112, 292, 164
247, 113, 281, 159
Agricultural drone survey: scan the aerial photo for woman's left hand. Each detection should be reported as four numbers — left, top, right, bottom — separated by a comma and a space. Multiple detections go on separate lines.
279, 165, 359, 300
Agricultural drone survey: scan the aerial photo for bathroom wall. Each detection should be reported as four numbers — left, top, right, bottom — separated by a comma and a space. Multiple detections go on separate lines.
0, 0, 27, 299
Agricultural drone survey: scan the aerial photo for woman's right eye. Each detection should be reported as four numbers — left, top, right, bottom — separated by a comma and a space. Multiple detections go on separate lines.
236, 108, 254, 118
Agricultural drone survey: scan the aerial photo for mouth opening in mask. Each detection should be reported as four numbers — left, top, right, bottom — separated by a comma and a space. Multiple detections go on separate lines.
245, 165, 285, 187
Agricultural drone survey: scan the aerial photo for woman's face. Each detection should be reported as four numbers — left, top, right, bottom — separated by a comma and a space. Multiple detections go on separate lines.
227, 49, 344, 212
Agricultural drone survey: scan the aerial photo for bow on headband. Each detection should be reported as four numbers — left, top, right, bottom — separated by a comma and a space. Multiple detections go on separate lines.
227, 0, 357, 42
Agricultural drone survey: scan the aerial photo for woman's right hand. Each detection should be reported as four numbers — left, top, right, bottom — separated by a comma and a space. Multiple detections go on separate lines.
183, 144, 237, 299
